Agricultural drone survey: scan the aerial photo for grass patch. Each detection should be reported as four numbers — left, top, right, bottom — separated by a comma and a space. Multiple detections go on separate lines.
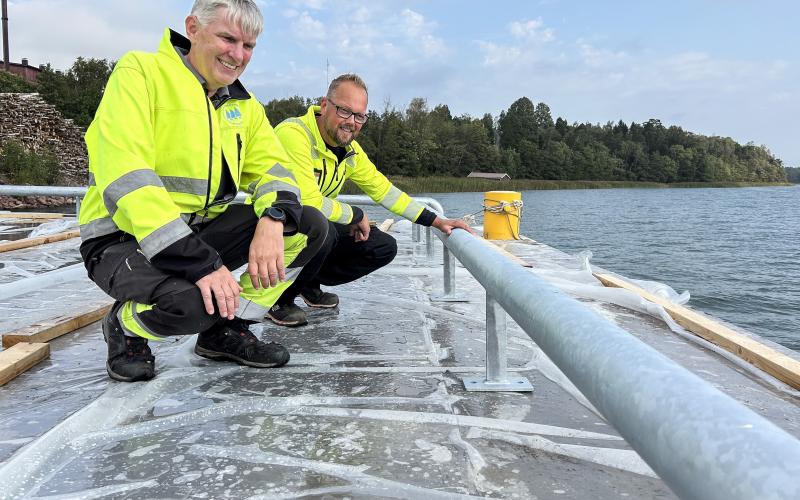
0, 139, 60, 185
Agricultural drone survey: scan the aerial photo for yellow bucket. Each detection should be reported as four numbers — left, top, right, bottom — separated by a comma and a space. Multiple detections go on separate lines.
483, 191, 522, 240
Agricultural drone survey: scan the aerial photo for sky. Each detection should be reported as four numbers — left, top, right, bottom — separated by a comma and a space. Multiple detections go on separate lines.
6, 0, 800, 166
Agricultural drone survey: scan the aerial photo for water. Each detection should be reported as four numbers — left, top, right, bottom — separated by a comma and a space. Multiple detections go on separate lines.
424, 186, 800, 351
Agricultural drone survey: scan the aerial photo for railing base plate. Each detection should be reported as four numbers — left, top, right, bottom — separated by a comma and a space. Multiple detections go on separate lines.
462, 376, 534, 392
430, 294, 469, 302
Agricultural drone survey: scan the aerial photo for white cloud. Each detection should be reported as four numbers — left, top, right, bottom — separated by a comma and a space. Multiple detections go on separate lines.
290, 0, 326, 9
509, 18, 554, 43
400, 9, 446, 57
7, 0, 182, 69
290, 11, 327, 42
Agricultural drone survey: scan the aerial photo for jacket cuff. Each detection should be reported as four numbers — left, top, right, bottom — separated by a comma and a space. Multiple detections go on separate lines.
149, 232, 223, 283
415, 208, 437, 227
350, 206, 364, 225
264, 191, 302, 236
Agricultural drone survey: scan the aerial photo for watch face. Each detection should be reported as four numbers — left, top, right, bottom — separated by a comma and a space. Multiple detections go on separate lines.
269, 207, 286, 222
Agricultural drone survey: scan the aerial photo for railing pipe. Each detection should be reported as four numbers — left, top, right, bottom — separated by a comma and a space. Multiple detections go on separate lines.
440, 228, 800, 500
0, 185, 87, 197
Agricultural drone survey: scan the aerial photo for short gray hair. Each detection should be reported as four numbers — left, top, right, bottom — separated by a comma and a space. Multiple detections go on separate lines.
191, 0, 264, 38
327, 74, 369, 100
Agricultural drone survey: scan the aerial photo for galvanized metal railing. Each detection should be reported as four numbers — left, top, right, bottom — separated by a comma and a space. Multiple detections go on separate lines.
4, 185, 800, 498
439, 227, 800, 500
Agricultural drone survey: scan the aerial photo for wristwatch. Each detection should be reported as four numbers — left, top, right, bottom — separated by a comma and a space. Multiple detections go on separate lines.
264, 207, 286, 223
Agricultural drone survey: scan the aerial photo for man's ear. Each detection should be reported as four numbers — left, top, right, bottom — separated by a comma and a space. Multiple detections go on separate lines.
185, 15, 199, 41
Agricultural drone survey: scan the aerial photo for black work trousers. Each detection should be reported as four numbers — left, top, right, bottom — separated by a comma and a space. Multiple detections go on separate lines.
277, 221, 398, 303
87, 205, 328, 337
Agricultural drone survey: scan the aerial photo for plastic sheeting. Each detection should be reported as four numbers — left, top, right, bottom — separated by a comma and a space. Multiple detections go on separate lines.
0, 221, 798, 499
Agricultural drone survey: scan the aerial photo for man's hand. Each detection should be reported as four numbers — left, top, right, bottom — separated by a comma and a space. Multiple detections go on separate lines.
248, 217, 285, 289
349, 212, 371, 242
196, 265, 242, 320
432, 216, 475, 235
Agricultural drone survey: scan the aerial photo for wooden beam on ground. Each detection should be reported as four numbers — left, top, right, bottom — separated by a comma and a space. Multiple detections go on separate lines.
0, 229, 80, 253
0, 212, 65, 220
0, 342, 50, 387
487, 240, 533, 268
2, 302, 112, 348
378, 219, 395, 232
595, 273, 800, 390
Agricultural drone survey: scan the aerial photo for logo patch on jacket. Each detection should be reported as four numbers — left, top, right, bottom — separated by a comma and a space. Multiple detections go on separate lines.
224, 105, 243, 125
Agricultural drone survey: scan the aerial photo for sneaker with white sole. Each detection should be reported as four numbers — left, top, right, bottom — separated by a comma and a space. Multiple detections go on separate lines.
299, 287, 339, 308
194, 318, 290, 368
267, 302, 308, 327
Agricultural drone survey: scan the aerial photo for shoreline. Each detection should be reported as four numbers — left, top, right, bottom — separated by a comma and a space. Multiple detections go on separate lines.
0, 180, 794, 211
343, 177, 794, 195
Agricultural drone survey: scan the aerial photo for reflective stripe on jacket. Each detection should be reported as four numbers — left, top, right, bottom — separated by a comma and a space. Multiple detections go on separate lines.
274, 105, 426, 225
79, 28, 300, 260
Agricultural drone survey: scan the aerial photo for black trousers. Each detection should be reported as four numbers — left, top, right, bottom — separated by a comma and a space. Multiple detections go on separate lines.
88, 205, 328, 337
277, 221, 398, 303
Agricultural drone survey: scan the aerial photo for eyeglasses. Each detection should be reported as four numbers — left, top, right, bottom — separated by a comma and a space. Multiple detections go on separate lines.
328, 99, 368, 124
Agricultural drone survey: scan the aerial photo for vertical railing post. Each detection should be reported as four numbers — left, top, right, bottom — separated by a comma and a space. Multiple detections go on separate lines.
75, 196, 82, 217
425, 226, 434, 258
443, 244, 455, 296
462, 292, 533, 392
430, 239, 467, 302
412, 224, 421, 242
485, 293, 507, 382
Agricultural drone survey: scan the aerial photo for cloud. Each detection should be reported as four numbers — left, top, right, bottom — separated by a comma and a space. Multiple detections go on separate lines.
287, 0, 326, 9
290, 11, 327, 42
7, 0, 183, 69
509, 18, 554, 43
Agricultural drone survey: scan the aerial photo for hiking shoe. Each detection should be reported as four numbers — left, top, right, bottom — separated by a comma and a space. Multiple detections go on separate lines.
102, 303, 156, 382
300, 287, 339, 308
267, 302, 308, 327
195, 318, 290, 368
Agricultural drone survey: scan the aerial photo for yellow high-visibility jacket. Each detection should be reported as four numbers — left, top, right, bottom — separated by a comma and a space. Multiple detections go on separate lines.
79, 28, 300, 263
274, 106, 428, 225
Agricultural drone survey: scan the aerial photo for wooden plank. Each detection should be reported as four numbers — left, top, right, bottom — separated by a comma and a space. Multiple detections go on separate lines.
594, 273, 800, 390
487, 240, 533, 268
0, 212, 65, 220
378, 219, 395, 232
0, 229, 80, 253
0, 342, 50, 387
2, 303, 112, 348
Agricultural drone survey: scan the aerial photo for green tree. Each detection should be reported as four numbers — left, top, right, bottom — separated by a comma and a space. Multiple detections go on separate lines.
0, 70, 36, 92
264, 95, 316, 126
37, 57, 114, 127
498, 97, 536, 151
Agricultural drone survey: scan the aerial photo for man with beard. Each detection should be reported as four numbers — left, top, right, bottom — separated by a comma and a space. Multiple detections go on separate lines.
268, 73, 472, 327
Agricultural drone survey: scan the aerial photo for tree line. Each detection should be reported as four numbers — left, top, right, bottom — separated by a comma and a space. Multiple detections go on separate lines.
1, 57, 795, 184
266, 95, 789, 183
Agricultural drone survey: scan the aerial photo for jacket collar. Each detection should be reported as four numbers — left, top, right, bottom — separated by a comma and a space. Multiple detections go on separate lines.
160, 28, 250, 101
304, 105, 357, 159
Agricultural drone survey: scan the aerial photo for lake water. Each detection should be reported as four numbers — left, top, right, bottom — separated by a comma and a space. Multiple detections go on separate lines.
423, 186, 800, 351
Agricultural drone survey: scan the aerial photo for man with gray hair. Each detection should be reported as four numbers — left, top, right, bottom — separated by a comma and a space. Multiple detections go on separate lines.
78, 0, 327, 381
268, 73, 472, 327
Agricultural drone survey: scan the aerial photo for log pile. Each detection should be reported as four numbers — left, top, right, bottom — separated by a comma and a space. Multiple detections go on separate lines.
0, 93, 89, 209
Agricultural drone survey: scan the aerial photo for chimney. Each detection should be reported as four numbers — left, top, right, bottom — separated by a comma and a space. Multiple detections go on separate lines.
2, 0, 9, 72
21, 57, 27, 66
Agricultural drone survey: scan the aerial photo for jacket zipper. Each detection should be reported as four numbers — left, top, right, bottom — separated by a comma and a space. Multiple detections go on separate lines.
203, 94, 213, 211
236, 133, 242, 181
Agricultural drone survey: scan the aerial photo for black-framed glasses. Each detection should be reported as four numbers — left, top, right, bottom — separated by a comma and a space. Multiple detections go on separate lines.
328, 99, 368, 124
